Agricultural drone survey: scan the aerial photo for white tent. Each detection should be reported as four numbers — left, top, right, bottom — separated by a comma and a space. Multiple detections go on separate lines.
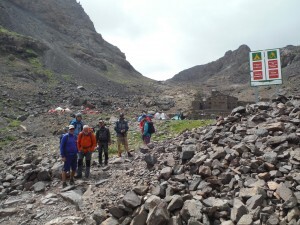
154, 112, 168, 120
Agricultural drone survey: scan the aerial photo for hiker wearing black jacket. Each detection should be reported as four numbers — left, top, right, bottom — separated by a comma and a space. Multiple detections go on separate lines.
96, 119, 111, 166
114, 113, 132, 157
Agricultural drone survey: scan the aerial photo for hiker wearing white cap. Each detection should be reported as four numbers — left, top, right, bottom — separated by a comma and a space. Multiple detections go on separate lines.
60, 124, 78, 188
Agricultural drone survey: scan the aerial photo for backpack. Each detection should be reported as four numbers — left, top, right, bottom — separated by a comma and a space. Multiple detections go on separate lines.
147, 121, 155, 134
60, 133, 69, 155
60, 133, 69, 144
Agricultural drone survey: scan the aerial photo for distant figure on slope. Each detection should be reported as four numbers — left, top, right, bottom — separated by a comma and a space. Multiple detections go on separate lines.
60, 125, 78, 188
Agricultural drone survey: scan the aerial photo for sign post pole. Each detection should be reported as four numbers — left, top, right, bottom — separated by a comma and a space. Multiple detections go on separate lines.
255, 87, 259, 103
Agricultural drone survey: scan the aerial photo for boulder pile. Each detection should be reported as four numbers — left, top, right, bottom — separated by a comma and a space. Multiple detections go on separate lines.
102, 95, 300, 225
0, 95, 299, 225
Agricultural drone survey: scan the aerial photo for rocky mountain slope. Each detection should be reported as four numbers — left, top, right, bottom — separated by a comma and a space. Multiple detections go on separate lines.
0, 1, 299, 224
168, 45, 300, 101
0, 0, 171, 145
0, 95, 299, 225
0, 0, 146, 85
0, 0, 159, 124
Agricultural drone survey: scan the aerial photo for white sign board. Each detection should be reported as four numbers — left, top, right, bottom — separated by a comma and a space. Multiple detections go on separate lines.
249, 49, 282, 86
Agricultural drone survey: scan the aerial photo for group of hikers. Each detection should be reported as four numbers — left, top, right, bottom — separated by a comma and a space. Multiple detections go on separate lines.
59, 112, 155, 187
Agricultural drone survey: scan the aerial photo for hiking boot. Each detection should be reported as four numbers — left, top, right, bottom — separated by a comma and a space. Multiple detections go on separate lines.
62, 182, 67, 188
76, 166, 83, 179
74, 174, 82, 179
127, 152, 133, 157
104, 161, 108, 166
85, 167, 90, 178
69, 179, 75, 186
98, 163, 103, 168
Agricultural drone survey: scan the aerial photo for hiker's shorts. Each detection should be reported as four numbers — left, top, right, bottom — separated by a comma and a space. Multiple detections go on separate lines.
117, 136, 128, 146
63, 154, 77, 172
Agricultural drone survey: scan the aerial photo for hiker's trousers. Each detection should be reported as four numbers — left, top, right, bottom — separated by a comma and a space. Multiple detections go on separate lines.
77, 151, 92, 168
98, 142, 109, 164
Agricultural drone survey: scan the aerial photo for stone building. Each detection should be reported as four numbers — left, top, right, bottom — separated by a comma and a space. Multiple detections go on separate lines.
191, 90, 239, 119
202, 90, 238, 110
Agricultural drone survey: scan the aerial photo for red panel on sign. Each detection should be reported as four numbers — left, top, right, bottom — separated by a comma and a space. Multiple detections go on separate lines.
253, 61, 262, 70
253, 71, 263, 80
269, 69, 279, 79
268, 60, 278, 69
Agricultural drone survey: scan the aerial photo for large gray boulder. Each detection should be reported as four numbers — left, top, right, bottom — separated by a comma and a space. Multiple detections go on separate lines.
146, 202, 170, 225
123, 191, 142, 209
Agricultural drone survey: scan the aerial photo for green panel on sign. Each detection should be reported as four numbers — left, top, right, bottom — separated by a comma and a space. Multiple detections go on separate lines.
252, 52, 262, 61
267, 50, 277, 59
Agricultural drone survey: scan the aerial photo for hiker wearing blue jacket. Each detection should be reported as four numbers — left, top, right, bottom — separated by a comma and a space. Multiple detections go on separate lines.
60, 125, 78, 188
70, 113, 84, 137
143, 120, 151, 144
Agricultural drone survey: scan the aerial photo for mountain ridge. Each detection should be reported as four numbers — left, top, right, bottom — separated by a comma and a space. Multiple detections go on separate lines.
0, 0, 150, 88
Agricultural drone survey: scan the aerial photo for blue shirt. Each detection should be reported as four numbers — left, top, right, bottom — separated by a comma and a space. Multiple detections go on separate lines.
70, 119, 84, 137
60, 133, 78, 157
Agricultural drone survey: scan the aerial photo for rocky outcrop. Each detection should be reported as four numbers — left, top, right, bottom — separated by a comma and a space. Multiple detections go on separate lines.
0, 0, 148, 98
168, 44, 300, 95
1, 95, 298, 224
169, 44, 251, 84
100, 95, 299, 224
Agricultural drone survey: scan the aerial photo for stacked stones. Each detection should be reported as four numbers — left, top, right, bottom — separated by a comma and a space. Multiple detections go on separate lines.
101, 95, 300, 225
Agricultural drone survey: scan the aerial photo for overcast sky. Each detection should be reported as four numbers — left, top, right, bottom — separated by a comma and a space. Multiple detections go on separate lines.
80, 0, 300, 81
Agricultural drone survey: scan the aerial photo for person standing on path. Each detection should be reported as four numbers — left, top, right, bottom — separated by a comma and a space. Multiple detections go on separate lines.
114, 113, 132, 157
60, 125, 78, 187
76, 125, 96, 178
96, 119, 111, 166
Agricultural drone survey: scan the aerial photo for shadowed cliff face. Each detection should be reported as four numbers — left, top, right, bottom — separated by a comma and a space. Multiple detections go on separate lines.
0, 0, 146, 89
0, 0, 159, 135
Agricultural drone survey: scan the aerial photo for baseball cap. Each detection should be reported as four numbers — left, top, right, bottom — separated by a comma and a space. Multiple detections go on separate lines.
69, 125, 75, 130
